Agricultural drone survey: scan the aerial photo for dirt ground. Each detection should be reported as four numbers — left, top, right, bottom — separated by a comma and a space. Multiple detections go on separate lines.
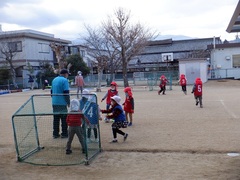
2, 79, 240, 180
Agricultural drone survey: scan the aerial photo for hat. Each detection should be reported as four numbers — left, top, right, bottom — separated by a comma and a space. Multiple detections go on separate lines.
110, 81, 117, 86
78, 71, 82, 75
70, 99, 80, 112
60, 69, 69, 75
111, 95, 121, 105
82, 89, 90, 98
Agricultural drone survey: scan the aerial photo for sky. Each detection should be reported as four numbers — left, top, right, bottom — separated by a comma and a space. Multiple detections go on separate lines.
0, 0, 239, 42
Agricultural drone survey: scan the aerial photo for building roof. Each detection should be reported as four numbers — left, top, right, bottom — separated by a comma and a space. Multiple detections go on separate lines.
0, 29, 71, 44
226, 0, 240, 33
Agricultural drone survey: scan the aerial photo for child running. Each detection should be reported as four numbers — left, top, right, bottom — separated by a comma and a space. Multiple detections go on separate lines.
179, 74, 187, 95
66, 99, 86, 155
123, 87, 134, 126
101, 95, 128, 143
101, 81, 118, 123
191, 77, 203, 108
158, 75, 168, 95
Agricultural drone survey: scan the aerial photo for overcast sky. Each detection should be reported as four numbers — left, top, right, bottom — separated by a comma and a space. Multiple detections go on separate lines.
0, 0, 239, 42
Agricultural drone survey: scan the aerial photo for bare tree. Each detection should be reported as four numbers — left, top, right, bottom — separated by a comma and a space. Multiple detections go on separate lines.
0, 34, 22, 89
102, 8, 155, 87
83, 25, 120, 91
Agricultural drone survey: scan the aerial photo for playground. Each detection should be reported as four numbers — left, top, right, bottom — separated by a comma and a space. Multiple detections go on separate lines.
1, 79, 240, 179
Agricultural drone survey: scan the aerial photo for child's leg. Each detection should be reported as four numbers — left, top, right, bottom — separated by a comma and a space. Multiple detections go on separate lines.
112, 128, 117, 139
66, 127, 75, 150
93, 127, 98, 139
76, 127, 85, 152
87, 128, 91, 139
125, 112, 129, 122
129, 113, 133, 123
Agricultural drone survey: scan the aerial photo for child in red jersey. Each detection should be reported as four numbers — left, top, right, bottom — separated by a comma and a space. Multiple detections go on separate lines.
101, 81, 118, 123
123, 87, 134, 126
179, 74, 187, 95
191, 77, 203, 108
158, 75, 168, 95
66, 99, 87, 154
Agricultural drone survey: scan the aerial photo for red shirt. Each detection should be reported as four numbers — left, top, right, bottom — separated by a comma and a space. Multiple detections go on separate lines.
123, 96, 134, 113
194, 82, 202, 96
66, 113, 84, 127
106, 89, 118, 104
180, 77, 187, 86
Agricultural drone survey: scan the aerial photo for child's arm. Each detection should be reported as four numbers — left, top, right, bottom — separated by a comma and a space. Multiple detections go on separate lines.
106, 108, 121, 119
101, 92, 108, 102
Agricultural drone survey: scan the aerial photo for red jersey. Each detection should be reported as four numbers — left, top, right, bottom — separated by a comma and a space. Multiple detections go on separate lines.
66, 113, 84, 127
193, 81, 202, 96
180, 77, 187, 86
106, 89, 118, 104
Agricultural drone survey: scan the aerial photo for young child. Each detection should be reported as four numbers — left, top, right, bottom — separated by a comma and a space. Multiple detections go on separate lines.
101, 81, 118, 123
101, 95, 128, 143
123, 87, 134, 126
158, 75, 168, 95
66, 99, 86, 155
191, 77, 203, 108
80, 89, 100, 143
179, 74, 187, 95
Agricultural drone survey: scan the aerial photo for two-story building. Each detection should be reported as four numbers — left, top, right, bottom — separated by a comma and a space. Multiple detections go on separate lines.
0, 27, 71, 88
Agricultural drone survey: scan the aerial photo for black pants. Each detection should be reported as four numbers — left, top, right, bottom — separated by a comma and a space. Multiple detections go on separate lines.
52, 105, 68, 136
182, 85, 186, 92
159, 86, 166, 94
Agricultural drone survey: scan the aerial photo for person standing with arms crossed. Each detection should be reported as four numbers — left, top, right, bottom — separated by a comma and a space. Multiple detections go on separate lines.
51, 69, 70, 139
75, 71, 85, 99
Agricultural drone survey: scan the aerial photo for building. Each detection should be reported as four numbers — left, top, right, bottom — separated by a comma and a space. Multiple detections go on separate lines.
0, 27, 71, 88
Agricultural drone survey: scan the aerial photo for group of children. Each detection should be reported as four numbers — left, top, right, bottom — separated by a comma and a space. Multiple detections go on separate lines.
66, 75, 202, 154
65, 82, 135, 154
160, 74, 203, 108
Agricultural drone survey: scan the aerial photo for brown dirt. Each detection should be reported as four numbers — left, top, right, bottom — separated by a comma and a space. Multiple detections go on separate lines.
1, 79, 240, 180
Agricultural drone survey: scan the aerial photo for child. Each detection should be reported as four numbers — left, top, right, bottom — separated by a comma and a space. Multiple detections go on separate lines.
191, 77, 203, 108
101, 81, 118, 123
123, 87, 134, 126
101, 95, 128, 143
66, 99, 86, 155
158, 75, 168, 95
80, 89, 100, 143
179, 74, 187, 95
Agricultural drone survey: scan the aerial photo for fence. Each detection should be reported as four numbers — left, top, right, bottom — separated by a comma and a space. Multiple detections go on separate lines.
12, 93, 101, 165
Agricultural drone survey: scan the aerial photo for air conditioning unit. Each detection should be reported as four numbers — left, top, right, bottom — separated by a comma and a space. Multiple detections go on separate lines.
162, 53, 173, 62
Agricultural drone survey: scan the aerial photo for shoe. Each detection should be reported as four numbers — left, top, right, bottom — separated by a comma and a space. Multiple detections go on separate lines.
128, 122, 132, 126
61, 134, 68, 138
124, 133, 128, 141
66, 149, 72, 155
200, 105, 203, 108
196, 101, 199, 106
53, 135, 60, 139
110, 139, 118, 143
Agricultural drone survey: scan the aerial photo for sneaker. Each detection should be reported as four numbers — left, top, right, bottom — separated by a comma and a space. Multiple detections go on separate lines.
200, 105, 203, 108
53, 135, 60, 139
196, 101, 199, 106
66, 149, 72, 155
110, 139, 118, 143
128, 122, 132, 126
124, 133, 128, 141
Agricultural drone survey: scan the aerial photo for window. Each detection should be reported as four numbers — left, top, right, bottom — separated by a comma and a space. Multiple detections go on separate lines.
232, 54, 240, 68
8, 41, 22, 52
38, 43, 50, 53
80, 50, 85, 57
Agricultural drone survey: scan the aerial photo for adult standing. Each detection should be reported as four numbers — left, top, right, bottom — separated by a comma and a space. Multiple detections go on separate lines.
75, 71, 85, 98
51, 69, 70, 138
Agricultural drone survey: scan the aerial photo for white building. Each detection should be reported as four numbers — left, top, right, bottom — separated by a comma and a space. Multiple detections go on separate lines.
0, 27, 71, 88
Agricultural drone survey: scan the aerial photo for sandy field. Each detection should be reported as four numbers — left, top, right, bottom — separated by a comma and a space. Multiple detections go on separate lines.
1, 79, 240, 180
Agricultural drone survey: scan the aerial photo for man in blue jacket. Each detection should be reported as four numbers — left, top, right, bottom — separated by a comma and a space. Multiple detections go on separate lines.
51, 69, 70, 138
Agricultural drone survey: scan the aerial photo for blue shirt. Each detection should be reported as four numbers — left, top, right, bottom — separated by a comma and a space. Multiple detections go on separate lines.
51, 76, 69, 105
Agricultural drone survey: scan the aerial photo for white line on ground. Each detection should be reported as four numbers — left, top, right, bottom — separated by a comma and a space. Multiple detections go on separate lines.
220, 99, 238, 119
